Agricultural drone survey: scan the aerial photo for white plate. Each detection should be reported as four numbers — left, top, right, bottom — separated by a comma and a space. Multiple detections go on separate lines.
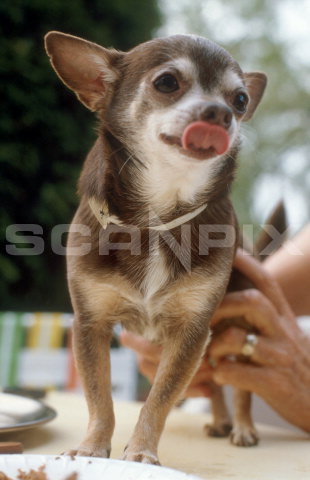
0, 393, 56, 433
0, 455, 202, 480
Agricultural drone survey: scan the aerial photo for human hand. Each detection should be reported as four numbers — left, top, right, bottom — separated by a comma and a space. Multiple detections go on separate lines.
208, 249, 310, 433
119, 330, 214, 397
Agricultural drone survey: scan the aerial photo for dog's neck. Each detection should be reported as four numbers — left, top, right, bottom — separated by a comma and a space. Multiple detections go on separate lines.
78, 131, 238, 228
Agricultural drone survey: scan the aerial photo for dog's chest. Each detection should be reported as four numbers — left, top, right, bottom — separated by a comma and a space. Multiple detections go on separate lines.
119, 245, 173, 342
140, 244, 170, 300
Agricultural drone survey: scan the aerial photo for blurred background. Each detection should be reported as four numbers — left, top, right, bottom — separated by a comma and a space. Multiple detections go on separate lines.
0, 0, 309, 312
0, 1, 309, 421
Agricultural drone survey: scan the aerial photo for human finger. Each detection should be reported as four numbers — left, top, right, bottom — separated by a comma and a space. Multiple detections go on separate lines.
138, 348, 213, 396
119, 330, 162, 361
208, 327, 291, 367
211, 289, 280, 336
191, 362, 214, 384
183, 361, 215, 397
185, 383, 212, 398
137, 355, 158, 383
233, 249, 294, 320
212, 359, 276, 397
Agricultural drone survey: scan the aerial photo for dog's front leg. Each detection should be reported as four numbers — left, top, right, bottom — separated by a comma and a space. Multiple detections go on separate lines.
67, 316, 115, 458
123, 318, 209, 465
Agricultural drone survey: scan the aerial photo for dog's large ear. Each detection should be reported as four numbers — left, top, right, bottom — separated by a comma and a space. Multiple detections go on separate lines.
243, 72, 267, 121
44, 31, 123, 111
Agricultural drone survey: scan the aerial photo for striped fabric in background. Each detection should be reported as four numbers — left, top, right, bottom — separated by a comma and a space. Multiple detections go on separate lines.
0, 313, 137, 400
0, 312, 76, 391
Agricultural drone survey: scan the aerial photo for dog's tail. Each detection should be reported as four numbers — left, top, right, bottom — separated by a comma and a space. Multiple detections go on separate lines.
255, 200, 287, 262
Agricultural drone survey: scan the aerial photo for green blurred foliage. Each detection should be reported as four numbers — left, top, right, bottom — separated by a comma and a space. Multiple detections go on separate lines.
0, 0, 162, 311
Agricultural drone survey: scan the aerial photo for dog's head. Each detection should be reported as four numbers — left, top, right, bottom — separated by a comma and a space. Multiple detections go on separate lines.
45, 33, 266, 204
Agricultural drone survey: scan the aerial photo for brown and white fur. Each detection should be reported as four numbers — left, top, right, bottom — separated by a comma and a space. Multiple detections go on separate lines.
45, 32, 267, 464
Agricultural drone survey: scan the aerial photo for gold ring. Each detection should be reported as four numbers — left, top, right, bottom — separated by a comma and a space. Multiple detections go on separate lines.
241, 333, 258, 357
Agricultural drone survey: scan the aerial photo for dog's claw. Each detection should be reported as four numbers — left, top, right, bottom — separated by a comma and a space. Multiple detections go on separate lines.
204, 422, 232, 438
62, 447, 111, 458
230, 425, 259, 447
122, 449, 160, 465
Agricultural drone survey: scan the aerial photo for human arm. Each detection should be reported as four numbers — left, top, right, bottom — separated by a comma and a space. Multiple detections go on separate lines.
264, 224, 310, 316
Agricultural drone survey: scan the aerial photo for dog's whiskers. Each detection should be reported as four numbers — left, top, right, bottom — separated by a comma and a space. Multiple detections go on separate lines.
119, 153, 135, 174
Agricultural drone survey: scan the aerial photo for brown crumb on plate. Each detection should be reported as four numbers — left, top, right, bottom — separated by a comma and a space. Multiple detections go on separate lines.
0, 466, 78, 480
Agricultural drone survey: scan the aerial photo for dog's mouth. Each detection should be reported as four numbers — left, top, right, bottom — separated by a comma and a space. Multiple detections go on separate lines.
160, 121, 230, 160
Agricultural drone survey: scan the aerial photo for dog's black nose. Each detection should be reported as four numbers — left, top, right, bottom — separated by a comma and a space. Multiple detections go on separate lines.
200, 103, 233, 129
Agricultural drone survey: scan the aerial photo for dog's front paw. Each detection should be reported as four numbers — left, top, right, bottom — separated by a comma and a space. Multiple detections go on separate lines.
62, 445, 111, 458
122, 447, 160, 465
204, 421, 232, 438
230, 425, 259, 447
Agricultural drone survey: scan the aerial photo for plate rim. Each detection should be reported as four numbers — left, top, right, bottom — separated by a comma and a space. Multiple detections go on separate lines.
0, 393, 57, 433
0, 454, 202, 480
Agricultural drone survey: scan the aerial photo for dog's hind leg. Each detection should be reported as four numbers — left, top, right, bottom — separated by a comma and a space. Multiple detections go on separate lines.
204, 382, 232, 437
230, 388, 259, 446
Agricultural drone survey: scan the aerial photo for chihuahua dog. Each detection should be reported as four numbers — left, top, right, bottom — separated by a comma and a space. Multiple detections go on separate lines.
45, 32, 267, 464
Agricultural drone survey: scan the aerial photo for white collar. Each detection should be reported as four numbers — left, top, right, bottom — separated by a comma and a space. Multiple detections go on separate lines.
88, 197, 208, 231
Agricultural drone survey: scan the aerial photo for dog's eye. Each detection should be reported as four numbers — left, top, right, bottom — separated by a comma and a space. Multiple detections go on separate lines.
153, 74, 179, 93
233, 92, 249, 113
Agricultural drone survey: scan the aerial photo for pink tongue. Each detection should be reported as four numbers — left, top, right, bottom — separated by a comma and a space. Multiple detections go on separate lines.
181, 121, 229, 155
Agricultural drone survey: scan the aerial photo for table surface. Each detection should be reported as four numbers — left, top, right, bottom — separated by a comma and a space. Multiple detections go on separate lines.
1, 391, 309, 480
